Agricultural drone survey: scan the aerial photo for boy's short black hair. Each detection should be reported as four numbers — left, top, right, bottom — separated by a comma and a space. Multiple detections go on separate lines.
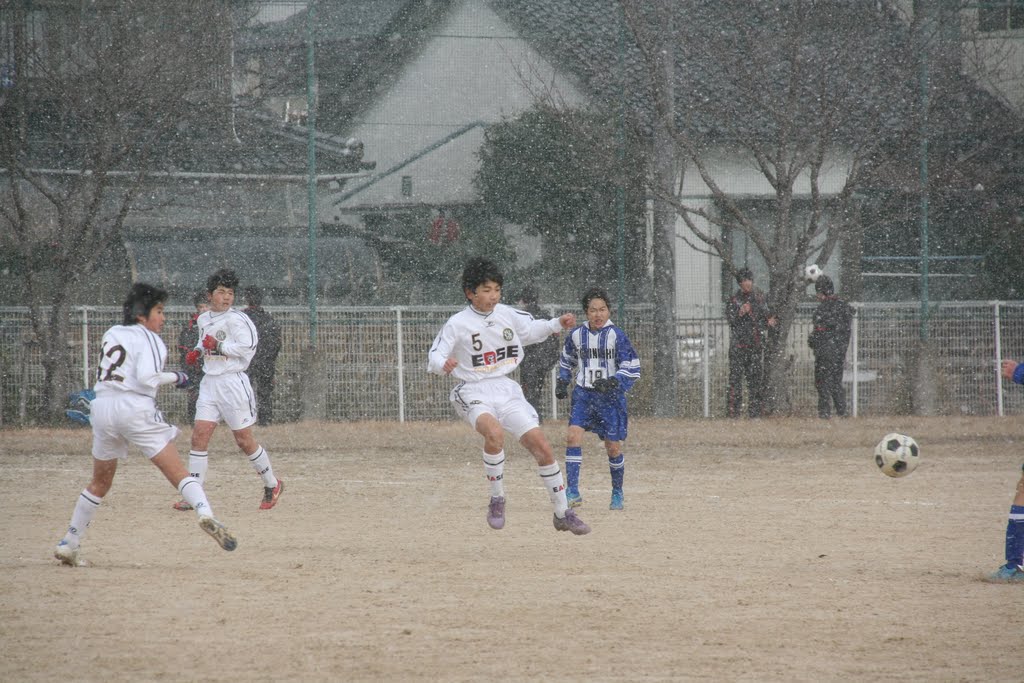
461, 257, 503, 294
735, 267, 754, 284
123, 282, 168, 325
206, 268, 239, 294
192, 289, 208, 307
581, 286, 611, 311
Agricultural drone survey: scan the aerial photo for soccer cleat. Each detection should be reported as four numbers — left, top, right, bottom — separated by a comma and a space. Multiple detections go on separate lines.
259, 479, 284, 510
54, 541, 80, 567
553, 509, 591, 535
171, 499, 194, 512
610, 489, 624, 510
566, 488, 583, 508
198, 516, 238, 552
487, 496, 506, 530
987, 563, 1024, 583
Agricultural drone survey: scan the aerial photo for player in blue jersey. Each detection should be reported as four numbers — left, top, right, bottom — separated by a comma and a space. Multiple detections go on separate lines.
555, 287, 641, 510
989, 358, 1024, 582
428, 257, 590, 535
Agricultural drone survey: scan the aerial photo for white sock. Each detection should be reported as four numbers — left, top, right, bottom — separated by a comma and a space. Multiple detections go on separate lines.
178, 477, 212, 518
247, 446, 277, 488
62, 489, 102, 548
537, 462, 568, 517
483, 450, 505, 498
188, 450, 209, 485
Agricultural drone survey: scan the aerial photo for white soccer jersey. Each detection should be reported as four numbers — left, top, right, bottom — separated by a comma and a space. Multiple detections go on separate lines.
194, 308, 258, 376
428, 303, 562, 383
93, 324, 174, 399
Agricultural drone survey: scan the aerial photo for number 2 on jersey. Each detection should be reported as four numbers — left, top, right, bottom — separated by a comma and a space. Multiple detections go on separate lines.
97, 342, 127, 383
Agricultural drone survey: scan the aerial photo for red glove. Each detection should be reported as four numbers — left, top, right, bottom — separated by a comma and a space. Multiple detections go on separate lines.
201, 335, 219, 352
185, 349, 202, 366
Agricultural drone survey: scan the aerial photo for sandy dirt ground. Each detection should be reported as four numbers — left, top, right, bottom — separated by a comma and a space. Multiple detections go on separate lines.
2, 416, 1024, 682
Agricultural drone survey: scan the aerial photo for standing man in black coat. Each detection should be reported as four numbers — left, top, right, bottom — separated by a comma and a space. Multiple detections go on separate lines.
515, 285, 561, 423
726, 268, 776, 418
177, 290, 209, 423
807, 275, 853, 419
242, 286, 282, 426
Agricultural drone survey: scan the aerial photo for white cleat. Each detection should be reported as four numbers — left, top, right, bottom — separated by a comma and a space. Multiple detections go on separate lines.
199, 516, 238, 552
54, 541, 81, 567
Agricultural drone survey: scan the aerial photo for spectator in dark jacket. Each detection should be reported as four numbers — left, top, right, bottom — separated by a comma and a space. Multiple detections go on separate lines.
242, 286, 282, 426
807, 275, 853, 419
515, 285, 561, 423
177, 290, 209, 422
726, 268, 775, 418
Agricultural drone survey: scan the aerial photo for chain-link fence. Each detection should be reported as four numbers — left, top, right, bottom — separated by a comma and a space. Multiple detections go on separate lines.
2, 301, 1023, 427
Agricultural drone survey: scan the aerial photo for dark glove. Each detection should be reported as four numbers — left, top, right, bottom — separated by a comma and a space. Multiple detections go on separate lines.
172, 371, 190, 389
555, 379, 569, 400
201, 335, 220, 352
185, 349, 202, 366
593, 377, 619, 394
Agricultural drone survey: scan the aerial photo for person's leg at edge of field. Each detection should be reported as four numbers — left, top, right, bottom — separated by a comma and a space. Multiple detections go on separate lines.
990, 468, 1024, 582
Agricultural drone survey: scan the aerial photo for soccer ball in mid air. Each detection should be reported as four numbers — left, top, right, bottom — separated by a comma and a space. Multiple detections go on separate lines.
874, 433, 920, 478
803, 264, 822, 284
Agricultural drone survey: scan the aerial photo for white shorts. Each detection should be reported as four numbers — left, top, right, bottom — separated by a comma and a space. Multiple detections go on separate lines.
450, 376, 539, 440
196, 372, 258, 431
90, 392, 180, 460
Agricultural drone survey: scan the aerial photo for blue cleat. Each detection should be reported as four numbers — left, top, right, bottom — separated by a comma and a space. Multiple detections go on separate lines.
566, 488, 583, 508
987, 564, 1024, 583
610, 489, 624, 510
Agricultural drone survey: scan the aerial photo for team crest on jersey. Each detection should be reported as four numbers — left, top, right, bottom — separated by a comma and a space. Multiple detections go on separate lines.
215, 330, 227, 341
503, 328, 513, 341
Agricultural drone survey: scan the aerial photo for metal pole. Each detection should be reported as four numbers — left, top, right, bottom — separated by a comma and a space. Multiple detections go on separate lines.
994, 300, 1003, 417
306, 3, 318, 347
918, 10, 931, 342
395, 308, 405, 423
851, 305, 859, 418
616, 3, 626, 321
81, 307, 90, 388
702, 306, 710, 418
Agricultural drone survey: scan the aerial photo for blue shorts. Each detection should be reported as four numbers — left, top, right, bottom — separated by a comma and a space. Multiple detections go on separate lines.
568, 387, 628, 442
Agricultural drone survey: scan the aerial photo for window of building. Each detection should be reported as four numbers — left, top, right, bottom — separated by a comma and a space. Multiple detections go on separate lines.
978, 1, 1024, 32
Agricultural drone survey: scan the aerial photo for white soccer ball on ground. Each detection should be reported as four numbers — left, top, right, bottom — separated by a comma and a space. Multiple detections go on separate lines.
803, 264, 822, 284
874, 433, 920, 478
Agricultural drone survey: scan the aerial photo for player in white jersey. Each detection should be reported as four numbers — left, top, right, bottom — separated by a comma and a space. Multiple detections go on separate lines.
428, 257, 590, 535
54, 283, 237, 567
174, 268, 284, 511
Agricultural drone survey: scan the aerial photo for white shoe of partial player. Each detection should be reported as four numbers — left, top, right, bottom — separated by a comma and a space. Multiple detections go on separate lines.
199, 516, 238, 552
54, 540, 81, 567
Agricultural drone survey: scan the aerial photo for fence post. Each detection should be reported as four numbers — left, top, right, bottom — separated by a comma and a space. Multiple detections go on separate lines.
395, 307, 405, 423
81, 307, 91, 388
701, 306, 710, 418
851, 304, 859, 418
994, 301, 1003, 418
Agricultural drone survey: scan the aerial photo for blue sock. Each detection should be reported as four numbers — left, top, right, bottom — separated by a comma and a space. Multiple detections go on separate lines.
609, 454, 624, 491
1005, 505, 1024, 567
565, 447, 582, 492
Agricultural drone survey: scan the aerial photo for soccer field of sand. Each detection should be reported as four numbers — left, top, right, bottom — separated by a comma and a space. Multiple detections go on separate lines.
2, 417, 1023, 682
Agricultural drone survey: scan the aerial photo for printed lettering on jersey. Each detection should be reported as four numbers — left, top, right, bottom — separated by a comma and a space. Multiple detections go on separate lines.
471, 345, 519, 369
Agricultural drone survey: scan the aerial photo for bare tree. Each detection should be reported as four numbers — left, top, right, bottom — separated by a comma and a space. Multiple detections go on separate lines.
619, 0, 921, 413
0, 1, 243, 422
